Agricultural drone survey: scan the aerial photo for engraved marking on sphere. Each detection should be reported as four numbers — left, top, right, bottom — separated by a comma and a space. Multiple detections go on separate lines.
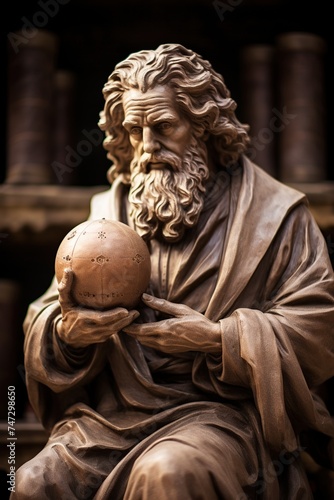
90, 255, 110, 265
67, 231, 77, 240
133, 253, 144, 264
63, 255, 71, 261
98, 231, 106, 239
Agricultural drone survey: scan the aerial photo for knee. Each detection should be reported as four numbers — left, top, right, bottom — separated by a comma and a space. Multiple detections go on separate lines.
11, 444, 64, 500
132, 446, 185, 479
126, 443, 217, 499
11, 459, 46, 500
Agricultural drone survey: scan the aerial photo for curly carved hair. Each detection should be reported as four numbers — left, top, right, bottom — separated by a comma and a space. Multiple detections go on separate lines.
98, 43, 250, 183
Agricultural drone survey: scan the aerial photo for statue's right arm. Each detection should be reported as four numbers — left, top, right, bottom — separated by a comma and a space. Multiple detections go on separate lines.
23, 273, 106, 391
23, 268, 139, 391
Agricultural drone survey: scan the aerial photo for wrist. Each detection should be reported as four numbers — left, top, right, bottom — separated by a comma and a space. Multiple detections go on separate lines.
202, 321, 222, 353
55, 316, 85, 350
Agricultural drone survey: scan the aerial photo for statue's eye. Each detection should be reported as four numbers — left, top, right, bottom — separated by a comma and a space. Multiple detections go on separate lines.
157, 122, 172, 132
130, 126, 142, 136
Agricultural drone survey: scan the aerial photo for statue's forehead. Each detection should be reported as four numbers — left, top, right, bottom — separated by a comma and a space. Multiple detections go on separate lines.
122, 85, 175, 113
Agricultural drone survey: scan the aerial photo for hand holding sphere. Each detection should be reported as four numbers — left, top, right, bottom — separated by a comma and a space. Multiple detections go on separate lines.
54, 218, 151, 347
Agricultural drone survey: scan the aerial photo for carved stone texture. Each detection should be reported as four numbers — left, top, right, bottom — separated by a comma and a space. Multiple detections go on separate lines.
55, 218, 151, 309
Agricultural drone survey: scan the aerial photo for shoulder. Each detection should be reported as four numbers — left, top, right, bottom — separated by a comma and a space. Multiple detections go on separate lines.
88, 175, 129, 221
240, 158, 309, 218
90, 187, 113, 208
225, 157, 313, 261
89, 187, 113, 220
243, 157, 307, 210
243, 158, 328, 254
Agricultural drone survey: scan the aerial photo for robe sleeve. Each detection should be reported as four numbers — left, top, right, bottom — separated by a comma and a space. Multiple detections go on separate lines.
23, 276, 107, 430
207, 204, 334, 453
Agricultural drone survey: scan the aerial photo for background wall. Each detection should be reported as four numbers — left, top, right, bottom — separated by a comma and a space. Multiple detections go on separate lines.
3, 0, 333, 186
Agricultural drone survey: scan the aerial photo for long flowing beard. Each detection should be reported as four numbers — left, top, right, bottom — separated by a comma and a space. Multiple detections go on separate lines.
128, 137, 209, 242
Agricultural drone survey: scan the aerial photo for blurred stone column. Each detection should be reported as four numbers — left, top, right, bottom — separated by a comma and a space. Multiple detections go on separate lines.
53, 70, 77, 185
6, 30, 58, 184
240, 44, 277, 177
276, 32, 327, 183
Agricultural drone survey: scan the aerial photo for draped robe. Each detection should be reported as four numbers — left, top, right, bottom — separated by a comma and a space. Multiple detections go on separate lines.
16, 158, 334, 498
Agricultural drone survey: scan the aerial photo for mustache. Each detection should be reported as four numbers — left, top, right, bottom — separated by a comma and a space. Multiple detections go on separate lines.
138, 151, 182, 173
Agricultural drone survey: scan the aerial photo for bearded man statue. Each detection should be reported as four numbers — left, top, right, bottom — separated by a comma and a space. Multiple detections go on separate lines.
13, 43, 334, 500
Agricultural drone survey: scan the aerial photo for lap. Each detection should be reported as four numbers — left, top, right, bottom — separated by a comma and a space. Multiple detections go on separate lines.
123, 424, 259, 500
10, 402, 311, 499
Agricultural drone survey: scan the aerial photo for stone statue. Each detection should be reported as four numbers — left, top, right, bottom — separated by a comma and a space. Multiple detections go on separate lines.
12, 43, 334, 499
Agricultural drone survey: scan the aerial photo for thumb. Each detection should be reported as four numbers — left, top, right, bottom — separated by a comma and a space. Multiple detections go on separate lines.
58, 268, 75, 310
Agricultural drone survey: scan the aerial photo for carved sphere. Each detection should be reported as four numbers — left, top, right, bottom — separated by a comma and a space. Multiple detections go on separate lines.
55, 218, 151, 310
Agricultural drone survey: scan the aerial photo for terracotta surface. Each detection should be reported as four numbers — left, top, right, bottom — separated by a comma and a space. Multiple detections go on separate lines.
55, 218, 151, 310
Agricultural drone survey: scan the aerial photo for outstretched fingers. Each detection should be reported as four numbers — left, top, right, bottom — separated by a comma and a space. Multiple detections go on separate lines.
141, 293, 193, 317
